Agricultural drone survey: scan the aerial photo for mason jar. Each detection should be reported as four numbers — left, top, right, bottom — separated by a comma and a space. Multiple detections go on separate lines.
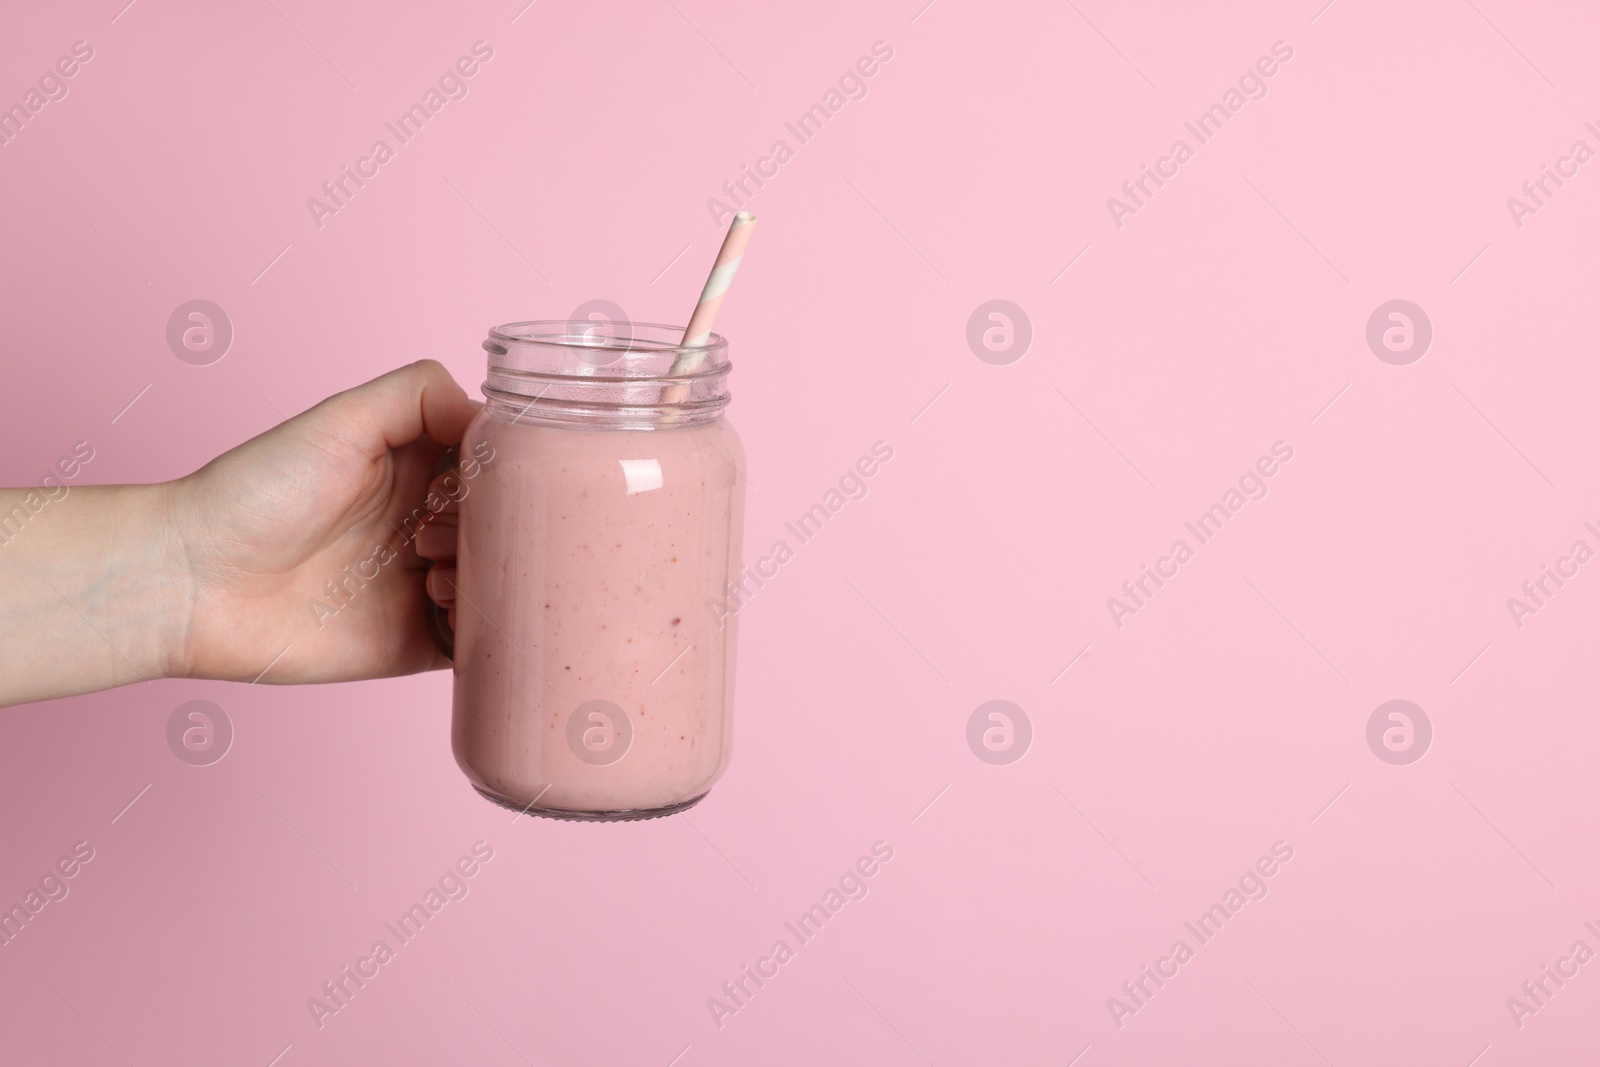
449, 321, 746, 821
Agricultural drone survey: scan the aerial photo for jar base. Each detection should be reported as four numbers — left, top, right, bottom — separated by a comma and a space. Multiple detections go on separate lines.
474, 784, 708, 822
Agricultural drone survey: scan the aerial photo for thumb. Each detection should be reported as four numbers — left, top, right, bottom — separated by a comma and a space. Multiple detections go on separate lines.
310, 359, 481, 460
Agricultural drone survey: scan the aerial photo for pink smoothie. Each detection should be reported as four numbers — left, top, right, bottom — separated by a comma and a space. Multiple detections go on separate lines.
451, 414, 745, 817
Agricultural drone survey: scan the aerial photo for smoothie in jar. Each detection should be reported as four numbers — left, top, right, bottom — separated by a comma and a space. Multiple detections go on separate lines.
450, 322, 745, 820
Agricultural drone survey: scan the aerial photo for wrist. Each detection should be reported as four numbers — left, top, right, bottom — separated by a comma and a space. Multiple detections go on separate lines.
130, 480, 197, 682
67, 482, 194, 686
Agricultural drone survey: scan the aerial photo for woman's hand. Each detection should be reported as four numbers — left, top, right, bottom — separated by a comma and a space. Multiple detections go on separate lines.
0, 360, 478, 706
170, 360, 478, 684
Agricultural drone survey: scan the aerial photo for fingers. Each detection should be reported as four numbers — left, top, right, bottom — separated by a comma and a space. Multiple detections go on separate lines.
415, 466, 462, 563
313, 360, 482, 461
419, 463, 462, 614
424, 466, 465, 520
426, 565, 457, 606
414, 522, 456, 561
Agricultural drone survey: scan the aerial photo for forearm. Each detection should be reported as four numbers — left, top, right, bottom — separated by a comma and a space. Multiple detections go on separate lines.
0, 483, 189, 707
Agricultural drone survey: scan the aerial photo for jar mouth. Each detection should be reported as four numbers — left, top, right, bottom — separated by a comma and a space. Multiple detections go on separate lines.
485, 320, 728, 380
482, 319, 732, 427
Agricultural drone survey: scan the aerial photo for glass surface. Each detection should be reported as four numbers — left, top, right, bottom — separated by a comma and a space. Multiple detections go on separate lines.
450, 322, 746, 820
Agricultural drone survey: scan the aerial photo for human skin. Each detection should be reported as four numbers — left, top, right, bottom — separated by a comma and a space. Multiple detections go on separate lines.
0, 360, 473, 708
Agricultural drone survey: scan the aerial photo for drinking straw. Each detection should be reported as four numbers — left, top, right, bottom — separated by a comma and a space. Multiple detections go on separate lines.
669, 211, 757, 375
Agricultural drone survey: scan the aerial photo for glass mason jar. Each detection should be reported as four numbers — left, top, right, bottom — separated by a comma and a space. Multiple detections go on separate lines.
449, 321, 746, 821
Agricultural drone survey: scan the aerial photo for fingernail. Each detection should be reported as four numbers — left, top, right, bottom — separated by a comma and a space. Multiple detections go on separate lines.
427, 566, 457, 603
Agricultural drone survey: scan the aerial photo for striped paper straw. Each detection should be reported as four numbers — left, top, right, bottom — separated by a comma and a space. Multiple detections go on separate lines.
669, 211, 757, 375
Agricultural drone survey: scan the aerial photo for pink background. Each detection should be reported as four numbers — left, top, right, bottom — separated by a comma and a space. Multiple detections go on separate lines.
3, 0, 1598, 1063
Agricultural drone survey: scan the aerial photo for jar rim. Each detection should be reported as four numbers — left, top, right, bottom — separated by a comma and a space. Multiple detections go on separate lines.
480, 319, 731, 425
486, 320, 728, 362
